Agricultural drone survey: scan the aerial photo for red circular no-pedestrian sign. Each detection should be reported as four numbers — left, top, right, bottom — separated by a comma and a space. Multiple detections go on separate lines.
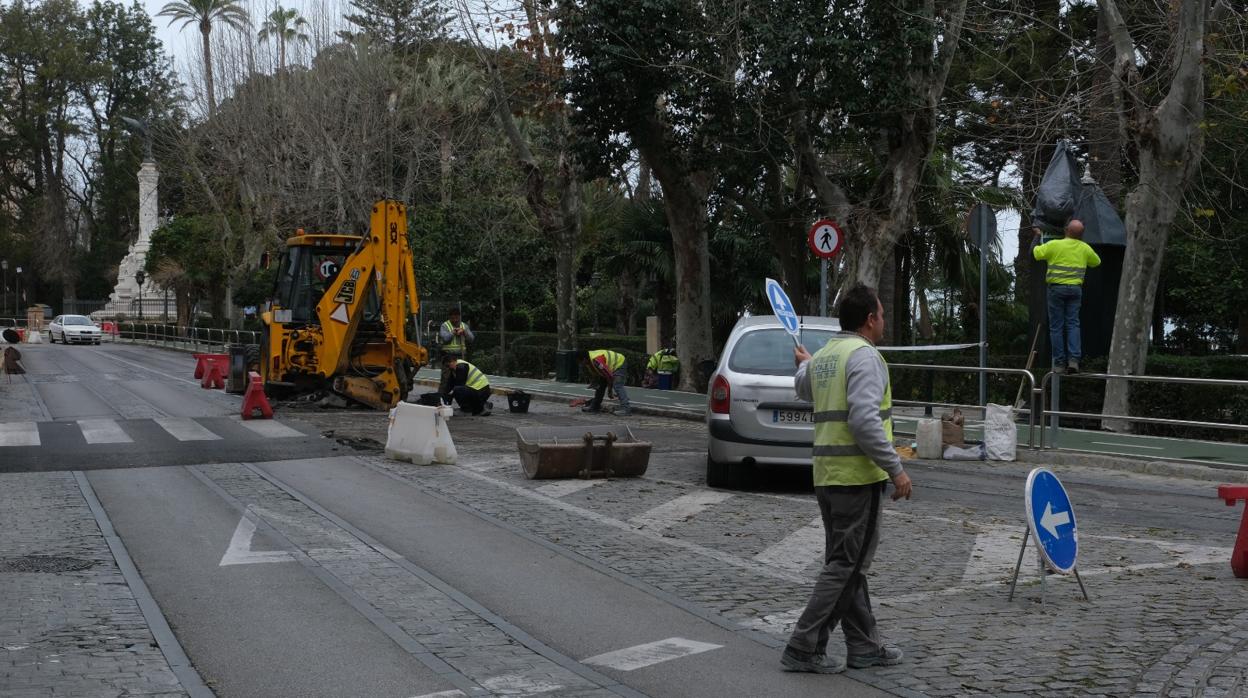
808, 219, 843, 259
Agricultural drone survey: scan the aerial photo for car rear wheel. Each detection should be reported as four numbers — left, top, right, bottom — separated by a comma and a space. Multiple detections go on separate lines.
706, 454, 750, 490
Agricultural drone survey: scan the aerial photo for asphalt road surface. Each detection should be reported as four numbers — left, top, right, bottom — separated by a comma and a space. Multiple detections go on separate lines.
1, 341, 1242, 698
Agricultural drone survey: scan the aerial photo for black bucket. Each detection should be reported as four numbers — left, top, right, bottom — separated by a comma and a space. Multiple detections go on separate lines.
417, 391, 443, 407
507, 391, 531, 414
1, 328, 18, 344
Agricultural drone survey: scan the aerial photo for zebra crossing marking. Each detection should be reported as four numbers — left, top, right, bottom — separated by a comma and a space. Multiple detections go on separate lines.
534, 479, 608, 498
232, 417, 303, 438
753, 515, 824, 572
0, 422, 39, 447
630, 491, 733, 531
154, 417, 223, 442
77, 418, 134, 444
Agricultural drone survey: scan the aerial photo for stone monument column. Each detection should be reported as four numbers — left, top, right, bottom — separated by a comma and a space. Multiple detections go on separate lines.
104, 159, 159, 318
137, 161, 158, 249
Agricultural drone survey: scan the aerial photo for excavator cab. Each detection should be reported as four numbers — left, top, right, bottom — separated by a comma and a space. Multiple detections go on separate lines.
271, 238, 380, 326
261, 202, 427, 409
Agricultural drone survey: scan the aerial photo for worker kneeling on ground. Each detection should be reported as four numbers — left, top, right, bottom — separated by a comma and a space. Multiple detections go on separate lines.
441, 355, 493, 416
579, 349, 631, 416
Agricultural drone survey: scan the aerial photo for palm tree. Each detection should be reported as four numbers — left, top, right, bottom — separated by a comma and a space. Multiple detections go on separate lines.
257, 6, 309, 73
157, 0, 249, 116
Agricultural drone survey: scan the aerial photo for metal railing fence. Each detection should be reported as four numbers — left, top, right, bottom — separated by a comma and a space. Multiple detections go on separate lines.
888, 363, 1040, 448
1039, 371, 1248, 448
117, 322, 260, 353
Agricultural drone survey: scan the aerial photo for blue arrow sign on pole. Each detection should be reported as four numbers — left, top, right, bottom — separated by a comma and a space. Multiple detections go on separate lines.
1024, 468, 1079, 573
764, 277, 801, 338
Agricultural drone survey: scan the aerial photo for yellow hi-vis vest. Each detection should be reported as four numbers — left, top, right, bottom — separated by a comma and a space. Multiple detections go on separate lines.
589, 349, 625, 374
442, 320, 469, 353
460, 361, 488, 391
1033, 237, 1101, 285
810, 335, 893, 487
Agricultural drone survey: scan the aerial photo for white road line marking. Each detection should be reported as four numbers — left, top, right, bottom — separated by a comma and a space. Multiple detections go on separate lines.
630, 491, 733, 531
232, 417, 303, 438
0, 422, 39, 447
1090, 441, 1165, 450
741, 608, 803, 636
581, 637, 722, 671
407, 691, 464, 698
154, 417, 222, 442
90, 350, 201, 385
480, 674, 564, 694
753, 516, 823, 571
535, 479, 608, 498
962, 527, 1027, 584
218, 515, 294, 566
76, 419, 133, 444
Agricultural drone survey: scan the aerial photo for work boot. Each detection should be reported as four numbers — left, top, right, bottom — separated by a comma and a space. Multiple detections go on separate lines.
1053, 365, 1066, 375
847, 645, 904, 669
581, 405, 601, 413
1067, 359, 1079, 374
780, 647, 846, 674
615, 407, 633, 417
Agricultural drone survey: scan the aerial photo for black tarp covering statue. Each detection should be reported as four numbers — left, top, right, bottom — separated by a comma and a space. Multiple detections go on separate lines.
1027, 141, 1126, 362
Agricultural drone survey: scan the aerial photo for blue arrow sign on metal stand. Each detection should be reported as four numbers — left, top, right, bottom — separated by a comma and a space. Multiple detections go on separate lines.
1024, 468, 1079, 573
764, 277, 801, 337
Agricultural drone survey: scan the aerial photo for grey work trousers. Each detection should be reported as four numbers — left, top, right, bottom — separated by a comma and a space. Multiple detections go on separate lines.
787, 481, 885, 657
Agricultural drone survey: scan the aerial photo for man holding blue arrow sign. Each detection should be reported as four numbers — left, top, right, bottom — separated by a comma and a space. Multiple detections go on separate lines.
780, 283, 914, 675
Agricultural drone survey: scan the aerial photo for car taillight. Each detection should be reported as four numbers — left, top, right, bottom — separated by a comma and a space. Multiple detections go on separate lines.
710, 375, 731, 414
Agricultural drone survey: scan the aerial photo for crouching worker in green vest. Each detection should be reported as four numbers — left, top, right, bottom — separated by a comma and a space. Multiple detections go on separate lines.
441, 355, 492, 416
642, 348, 679, 389
781, 283, 912, 675
579, 349, 631, 416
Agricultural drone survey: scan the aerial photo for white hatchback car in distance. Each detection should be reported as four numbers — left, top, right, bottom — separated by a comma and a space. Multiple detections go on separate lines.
706, 315, 841, 488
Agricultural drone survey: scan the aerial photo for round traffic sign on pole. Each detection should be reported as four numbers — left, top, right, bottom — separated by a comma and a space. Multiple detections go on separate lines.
808, 219, 843, 259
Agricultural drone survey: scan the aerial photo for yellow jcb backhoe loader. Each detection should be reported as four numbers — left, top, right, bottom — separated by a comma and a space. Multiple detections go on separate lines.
260, 200, 427, 409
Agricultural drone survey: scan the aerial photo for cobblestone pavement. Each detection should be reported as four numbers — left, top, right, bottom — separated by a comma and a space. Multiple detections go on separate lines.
306, 401, 1248, 698
0, 472, 186, 697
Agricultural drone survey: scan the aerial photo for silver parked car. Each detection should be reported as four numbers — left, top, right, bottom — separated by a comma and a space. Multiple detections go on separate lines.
49, 315, 102, 345
706, 315, 841, 488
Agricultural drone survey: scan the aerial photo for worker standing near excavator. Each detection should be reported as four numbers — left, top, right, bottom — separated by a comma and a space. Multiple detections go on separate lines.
439, 308, 474, 395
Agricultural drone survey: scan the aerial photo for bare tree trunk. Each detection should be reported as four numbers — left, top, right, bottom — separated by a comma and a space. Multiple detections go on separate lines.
1100, 0, 1206, 431
637, 133, 714, 392
555, 149, 580, 351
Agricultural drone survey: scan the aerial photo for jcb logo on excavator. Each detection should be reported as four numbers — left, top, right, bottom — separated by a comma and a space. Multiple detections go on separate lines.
389, 222, 398, 244
334, 279, 357, 305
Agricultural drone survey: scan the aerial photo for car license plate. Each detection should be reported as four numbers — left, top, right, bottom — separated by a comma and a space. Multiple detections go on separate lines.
772, 409, 812, 424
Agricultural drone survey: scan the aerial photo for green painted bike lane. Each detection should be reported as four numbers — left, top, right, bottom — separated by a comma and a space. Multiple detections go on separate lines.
416, 369, 1248, 468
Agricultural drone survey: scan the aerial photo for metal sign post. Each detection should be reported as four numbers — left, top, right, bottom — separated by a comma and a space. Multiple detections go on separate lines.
1009, 467, 1089, 604
807, 219, 843, 317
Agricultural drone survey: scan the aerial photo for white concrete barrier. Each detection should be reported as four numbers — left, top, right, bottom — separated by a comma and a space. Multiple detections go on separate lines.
24, 331, 42, 344
385, 402, 457, 465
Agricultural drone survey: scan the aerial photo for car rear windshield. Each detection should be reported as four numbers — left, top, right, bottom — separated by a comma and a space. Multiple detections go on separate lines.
63, 316, 93, 325
728, 328, 840, 376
